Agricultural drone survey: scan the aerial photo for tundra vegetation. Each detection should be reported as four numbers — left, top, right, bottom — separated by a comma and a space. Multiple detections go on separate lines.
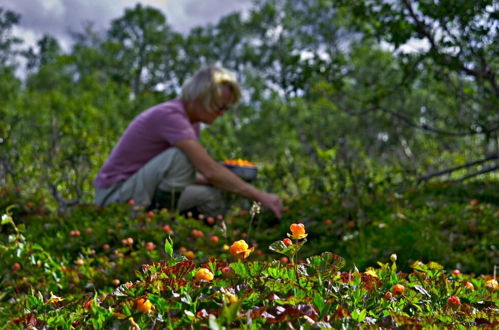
0, 1, 497, 328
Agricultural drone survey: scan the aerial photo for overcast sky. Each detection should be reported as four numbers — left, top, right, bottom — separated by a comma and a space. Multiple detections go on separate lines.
3, 0, 254, 50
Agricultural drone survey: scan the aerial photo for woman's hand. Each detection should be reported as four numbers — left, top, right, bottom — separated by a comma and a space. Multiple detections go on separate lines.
257, 192, 283, 219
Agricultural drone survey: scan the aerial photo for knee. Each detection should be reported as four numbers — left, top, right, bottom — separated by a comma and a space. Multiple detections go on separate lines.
169, 147, 192, 168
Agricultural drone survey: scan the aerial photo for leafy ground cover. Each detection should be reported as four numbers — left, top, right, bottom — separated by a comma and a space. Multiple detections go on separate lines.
1, 182, 498, 328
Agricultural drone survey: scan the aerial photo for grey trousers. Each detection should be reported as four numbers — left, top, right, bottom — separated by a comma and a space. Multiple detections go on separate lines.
95, 148, 225, 216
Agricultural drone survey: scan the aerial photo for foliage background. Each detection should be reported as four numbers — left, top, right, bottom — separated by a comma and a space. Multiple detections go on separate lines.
0, 0, 498, 273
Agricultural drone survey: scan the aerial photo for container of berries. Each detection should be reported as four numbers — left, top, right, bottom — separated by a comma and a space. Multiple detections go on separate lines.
223, 159, 258, 182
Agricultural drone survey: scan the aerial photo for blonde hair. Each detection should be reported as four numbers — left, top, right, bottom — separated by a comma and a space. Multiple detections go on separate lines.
181, 66, 242, 112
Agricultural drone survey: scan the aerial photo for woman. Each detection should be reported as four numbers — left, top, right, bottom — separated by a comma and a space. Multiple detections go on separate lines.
94, 66, 282, 219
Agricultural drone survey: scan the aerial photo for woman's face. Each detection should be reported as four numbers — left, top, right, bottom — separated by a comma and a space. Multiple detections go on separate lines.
197, 85, 233, 124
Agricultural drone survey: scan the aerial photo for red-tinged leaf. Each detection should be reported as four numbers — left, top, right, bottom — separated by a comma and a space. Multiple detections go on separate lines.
260, 304, 319, 323
169, 260, 196, 278
379, 316, 396, 328
333, 306, 350, 320
249, 306, 266, 319
261, 311, 277, 320
475, 317, 497, 326
390, 313, 421, 327
295, 304, 319, 319
11, 313, 46, 328
340, 272, 353, 283
361, 273, 382, 291
202, 259, 229, 273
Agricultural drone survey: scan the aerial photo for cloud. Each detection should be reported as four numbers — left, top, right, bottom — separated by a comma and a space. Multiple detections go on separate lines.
2, 0, 253, 49
176, 0, 253, 31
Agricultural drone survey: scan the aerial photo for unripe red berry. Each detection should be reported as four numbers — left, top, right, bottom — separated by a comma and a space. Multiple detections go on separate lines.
146, 242, 155, 251
447, 296, 461, 307
391, 284, 405, 296
222, 266, 235, 279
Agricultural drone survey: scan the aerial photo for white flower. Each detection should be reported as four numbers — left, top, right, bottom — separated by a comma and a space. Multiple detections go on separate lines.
2, 214, 13, 223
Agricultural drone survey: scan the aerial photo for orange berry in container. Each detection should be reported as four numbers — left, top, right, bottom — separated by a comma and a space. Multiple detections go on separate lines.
223, 159, 257, 167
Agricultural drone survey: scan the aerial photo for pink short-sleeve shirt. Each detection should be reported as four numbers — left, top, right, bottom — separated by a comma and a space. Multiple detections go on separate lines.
93, 99, 199, 188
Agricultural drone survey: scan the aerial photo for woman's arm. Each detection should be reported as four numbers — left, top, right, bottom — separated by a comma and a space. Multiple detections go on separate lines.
176, 139, 282, 218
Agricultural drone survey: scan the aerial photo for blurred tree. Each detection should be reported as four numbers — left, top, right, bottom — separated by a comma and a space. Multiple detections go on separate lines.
24, 34, 61, 70
105, 3, 180, 97
0, 7, 22, 187
336, 0, 498, 180
0, 7, 21, 71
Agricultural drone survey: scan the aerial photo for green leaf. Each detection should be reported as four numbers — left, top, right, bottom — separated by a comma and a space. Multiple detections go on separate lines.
248, 261, 264, 276
313, 294, 325, 313
351, 309, 366, 322
269, 239, 307, 258
230, 261, 250, 279
306, 252, 345, 275
269, 240, 292, 256
164, 236, 174, 258
427, 262, 443, 270
221, 299, 243, 326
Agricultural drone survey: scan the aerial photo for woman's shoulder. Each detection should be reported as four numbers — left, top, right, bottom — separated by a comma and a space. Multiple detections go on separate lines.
139, 99, 191, 129
143, 99, 186, 118
149, 99, 183, 113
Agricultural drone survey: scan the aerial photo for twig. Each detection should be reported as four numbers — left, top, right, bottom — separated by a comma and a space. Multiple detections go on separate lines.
453, 164, 499, 183
417, 153, 499, 183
